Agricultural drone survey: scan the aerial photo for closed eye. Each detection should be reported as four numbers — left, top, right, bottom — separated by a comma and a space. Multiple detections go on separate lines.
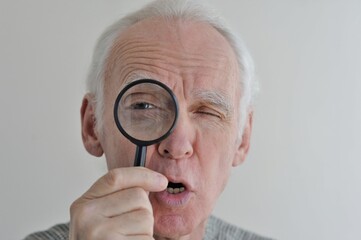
196, 108, 222, 119
191, 90, 232, 121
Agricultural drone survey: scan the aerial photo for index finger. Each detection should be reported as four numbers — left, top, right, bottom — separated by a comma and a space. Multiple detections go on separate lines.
84, 167, 168, 199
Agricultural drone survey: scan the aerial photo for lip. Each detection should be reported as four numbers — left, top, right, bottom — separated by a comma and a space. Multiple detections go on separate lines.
153, 174, 194, 207
154, 189, 192, 207
165, 175, 193, 191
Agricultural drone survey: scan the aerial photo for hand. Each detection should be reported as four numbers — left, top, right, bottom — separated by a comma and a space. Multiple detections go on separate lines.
69, 167, 168, 240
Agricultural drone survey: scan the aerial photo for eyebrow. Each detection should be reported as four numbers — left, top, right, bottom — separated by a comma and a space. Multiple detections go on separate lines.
116, 72, 157, 93
124, 72, 155, 85
192, 90, 233, 117
122, 74, 234, 117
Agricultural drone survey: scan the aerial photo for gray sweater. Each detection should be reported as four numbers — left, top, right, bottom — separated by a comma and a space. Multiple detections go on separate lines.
24, 215, 273, 240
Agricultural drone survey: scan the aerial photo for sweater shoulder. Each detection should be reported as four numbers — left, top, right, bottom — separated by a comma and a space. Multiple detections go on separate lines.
23, 223, 69, 240
205, 215, 274, 240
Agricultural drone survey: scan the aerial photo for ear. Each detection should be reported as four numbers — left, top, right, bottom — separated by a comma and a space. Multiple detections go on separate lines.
232, 111, 253, 167
80, 94, 104, 157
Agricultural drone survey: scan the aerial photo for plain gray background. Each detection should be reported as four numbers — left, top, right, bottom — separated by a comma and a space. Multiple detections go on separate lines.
1, 0, 360, 239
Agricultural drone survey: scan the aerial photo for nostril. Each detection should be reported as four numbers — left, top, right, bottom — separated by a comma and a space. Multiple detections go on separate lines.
161, 148, 173, 159
158, 139, 193, 159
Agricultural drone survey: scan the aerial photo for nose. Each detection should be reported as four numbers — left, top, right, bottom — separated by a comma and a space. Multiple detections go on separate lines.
157, 113, 194, 160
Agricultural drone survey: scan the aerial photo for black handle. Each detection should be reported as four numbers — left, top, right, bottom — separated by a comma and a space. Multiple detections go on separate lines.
134, 145, 147, 167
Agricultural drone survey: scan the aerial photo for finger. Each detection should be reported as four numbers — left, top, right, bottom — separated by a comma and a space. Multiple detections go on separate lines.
90, 187, 153, 217
96, 209, 155, 237
122, 236, 154, 240
72, 217, 154, 240
84, 167, 168, 199
92, 232, 154, 240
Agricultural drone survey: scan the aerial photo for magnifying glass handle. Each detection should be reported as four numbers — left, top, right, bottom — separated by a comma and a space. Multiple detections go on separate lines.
134, 145, 147, 167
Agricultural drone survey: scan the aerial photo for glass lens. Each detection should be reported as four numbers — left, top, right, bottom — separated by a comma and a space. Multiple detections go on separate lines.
116, 82, 177, 142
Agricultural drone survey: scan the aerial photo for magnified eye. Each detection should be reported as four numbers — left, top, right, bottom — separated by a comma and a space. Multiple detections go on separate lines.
131, 102, 155, 110
123, 92, 160, 110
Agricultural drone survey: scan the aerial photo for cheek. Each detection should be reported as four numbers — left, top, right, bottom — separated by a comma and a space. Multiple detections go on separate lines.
101, 124, 136, 169
105, 142, 135, 169
196, 127, 236, 193
99, 101, 138, 169
199, 126, 236, 165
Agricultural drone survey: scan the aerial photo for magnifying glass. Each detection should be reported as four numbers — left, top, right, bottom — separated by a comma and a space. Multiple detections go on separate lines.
114, 79, 178, 167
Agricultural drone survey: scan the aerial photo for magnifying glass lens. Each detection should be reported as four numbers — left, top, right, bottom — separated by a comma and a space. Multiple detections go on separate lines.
116, 82, 177, 142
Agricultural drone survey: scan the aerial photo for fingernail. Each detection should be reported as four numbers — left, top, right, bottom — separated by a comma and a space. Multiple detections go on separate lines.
156, 174, 168, 188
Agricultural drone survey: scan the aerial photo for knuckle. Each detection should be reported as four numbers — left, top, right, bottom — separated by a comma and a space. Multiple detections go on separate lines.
69, 201, 99, 239
143, 210, 154, 226
142, 211, 155, 236
86, 224, 103, 240
128, 209, 154, 236
131, 187, 148, 201
130, 188, 152, 211
69, 200, 79, 216
69, 202, 83, 233
138, 208, 154, 224
104, 169, 121, 187
70, 199, 95, 222
70, 199, 84, 219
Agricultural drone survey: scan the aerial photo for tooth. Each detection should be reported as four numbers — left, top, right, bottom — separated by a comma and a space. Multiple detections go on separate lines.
167, 186, 186, 194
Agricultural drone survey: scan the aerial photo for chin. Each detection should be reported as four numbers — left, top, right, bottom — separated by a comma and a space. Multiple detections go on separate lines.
153, 213, 195, 238
150, 191, 209, 238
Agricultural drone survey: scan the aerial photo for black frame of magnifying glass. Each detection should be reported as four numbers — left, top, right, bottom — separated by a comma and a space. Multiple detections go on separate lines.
113, 79, 179, 147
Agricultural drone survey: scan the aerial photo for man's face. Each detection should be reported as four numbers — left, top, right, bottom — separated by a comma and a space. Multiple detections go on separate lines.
97, 18, 249, 238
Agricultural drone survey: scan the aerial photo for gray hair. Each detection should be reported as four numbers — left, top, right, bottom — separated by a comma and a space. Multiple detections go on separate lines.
86, 0, 257, 137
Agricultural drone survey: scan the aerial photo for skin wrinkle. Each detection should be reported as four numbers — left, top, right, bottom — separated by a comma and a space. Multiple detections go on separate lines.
113, 62, 233, 125
110, 50, 227, 80
109, 54, 181, 82
191, 90, 233, 120
102, 20, 239, 140
87, 8, 253, 138
119, 64, 180, 85
105, 40, 162, 81
111, 57, 230, 91
112, 60, 217, 94
94, 18, 245, 239
106, 35, 231, 86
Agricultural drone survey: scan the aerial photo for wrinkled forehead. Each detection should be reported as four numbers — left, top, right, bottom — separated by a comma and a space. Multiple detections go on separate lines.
106, 18, 238, 73
111, 17, 235, 53
104, 17, 241, 100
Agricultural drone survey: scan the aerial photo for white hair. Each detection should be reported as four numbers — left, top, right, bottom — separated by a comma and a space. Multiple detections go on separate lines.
86, 0, 257, 137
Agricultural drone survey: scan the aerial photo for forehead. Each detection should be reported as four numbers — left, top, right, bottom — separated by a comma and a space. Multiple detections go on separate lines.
104, 17, 240, 100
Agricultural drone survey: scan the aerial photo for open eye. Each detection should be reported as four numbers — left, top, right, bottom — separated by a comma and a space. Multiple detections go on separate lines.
130, 102, 156, 110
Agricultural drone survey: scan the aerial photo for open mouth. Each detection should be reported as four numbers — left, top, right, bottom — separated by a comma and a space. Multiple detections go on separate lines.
166, 182, 186, 194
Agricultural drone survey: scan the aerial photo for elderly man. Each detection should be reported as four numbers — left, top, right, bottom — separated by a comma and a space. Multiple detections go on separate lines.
25, 0, 271, 239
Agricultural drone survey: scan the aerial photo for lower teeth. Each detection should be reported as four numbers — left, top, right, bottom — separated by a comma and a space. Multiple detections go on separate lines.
167, 187, 185, 194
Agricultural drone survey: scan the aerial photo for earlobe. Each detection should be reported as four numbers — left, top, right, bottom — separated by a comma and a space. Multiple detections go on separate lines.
232, 111, 253, 167
80, 94, 104, 157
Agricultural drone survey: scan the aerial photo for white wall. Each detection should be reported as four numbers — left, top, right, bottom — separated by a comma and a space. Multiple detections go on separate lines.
1, 1, 360, 239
